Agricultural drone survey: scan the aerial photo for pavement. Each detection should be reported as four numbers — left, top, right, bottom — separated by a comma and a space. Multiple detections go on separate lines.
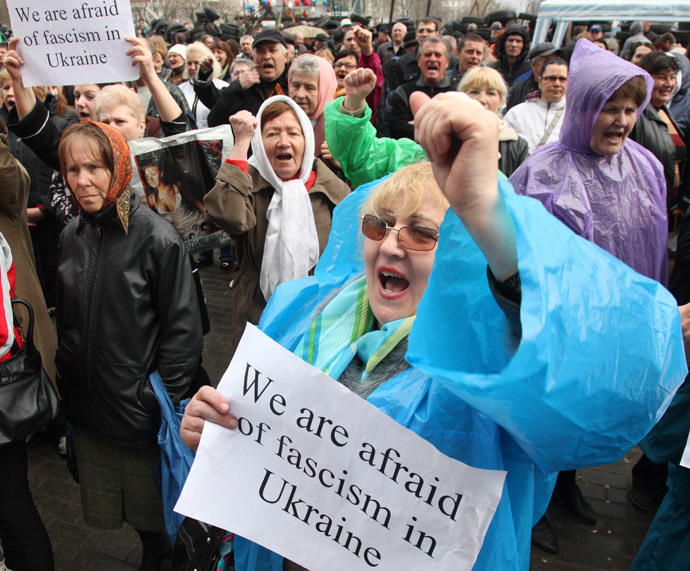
11, 263, 658, 570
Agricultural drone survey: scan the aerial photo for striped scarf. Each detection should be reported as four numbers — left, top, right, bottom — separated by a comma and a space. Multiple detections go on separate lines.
295, 276, 414, 382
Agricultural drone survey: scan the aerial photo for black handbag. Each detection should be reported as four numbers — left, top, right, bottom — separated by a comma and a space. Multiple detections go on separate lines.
171, 517, 228, 571
0, 298, 59, 445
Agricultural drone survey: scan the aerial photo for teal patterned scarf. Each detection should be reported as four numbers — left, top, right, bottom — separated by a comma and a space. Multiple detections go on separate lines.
295, 276, 415, 382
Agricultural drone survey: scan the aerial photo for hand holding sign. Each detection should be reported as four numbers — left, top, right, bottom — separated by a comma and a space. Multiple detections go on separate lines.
7, 0, 138, 86
181, 386, 238, 451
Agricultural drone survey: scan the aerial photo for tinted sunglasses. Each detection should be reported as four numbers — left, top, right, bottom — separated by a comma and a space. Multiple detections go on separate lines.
361, 214, 439, 251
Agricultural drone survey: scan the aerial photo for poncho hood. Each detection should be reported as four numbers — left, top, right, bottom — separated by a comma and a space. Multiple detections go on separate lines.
560, 39, 653, 153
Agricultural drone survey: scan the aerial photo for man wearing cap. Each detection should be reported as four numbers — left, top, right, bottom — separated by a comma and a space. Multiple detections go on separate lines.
488, 23, 531, 86
389, 37, 457, 140
588, 25, 604, 41
378, 22, 407, 69
311, 33, 330, 53
202, 30, 290, 127
506, 42, 564, 110
446, 32, 485, 84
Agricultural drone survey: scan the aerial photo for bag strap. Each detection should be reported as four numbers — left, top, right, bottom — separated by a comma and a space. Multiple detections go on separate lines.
537, 106, 564, 148
11, 298, 38, 357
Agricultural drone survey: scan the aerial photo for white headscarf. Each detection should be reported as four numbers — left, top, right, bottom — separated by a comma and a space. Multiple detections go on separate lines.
248, 95, 319, 301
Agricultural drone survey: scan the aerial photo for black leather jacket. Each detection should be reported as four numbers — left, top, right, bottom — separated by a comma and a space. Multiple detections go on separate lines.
631, 104, 688, 211
56, 196, 202, 446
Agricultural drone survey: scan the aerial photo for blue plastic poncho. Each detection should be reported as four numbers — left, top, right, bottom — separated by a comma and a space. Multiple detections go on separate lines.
509, 39, 668, 284
231, 171, 686, 570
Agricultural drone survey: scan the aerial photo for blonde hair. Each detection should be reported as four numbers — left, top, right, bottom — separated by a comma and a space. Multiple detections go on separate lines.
94, 84, 146, 124
362, 162, 449, 219
458, 66, 508, 104
314, 49, 334, 63
186, 41, 222, 79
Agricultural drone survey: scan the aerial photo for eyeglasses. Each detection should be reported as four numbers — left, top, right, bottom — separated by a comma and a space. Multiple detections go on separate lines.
334, 62, 357, 69
542, 75, 568, 83
361, 214, 439, 251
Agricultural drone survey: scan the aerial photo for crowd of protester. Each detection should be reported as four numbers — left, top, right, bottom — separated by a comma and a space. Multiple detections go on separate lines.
0, 10, 690, 571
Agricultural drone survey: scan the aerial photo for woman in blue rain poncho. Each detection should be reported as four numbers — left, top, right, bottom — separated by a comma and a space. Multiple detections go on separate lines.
180, 92, 686, 570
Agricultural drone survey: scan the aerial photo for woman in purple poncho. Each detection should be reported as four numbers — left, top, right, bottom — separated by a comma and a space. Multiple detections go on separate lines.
509, 39, 668, 285
508, 39, 669, 553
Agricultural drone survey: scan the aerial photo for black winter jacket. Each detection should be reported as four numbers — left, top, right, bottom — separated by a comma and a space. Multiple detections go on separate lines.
203, 69, 290, 127
56, 196, 202, 446
630, 104, 688, 211
488, 24, 531, 86
499, 137, 529, 178
389, 76, 458, 140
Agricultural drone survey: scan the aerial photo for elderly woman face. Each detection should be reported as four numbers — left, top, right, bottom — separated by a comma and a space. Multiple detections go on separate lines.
363, 189, 446, 326
463, 84, 502, 113
98, 104, 146, 142
290, 70, 320, 117
589, 94, 638, 155
64, 138, 112, 214
262, 110, 305, 180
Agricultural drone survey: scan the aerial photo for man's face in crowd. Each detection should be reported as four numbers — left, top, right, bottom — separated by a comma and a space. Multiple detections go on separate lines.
416, 21, 438, 43
294, 33, 304, 46
241, 37, 253, 56
0, 47, 7, 63
254, 42, 288, 82
203, 36, 215, 50
532, 53, 561, 78
539, 63, 568, 103
343, 29, 359, 53
392, 23, 407, 46
458, 40, 484, 73
418, 42, 449, 86
504, 34, 524, 58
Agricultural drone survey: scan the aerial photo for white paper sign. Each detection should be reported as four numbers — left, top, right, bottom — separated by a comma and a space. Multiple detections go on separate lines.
681, 429, 690, 469
176, 324, 507, 570
7, 0, 138, 86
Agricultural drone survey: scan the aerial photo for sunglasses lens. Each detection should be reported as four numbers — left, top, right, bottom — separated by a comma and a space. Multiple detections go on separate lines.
362, 215, 386, 240
400, 227, 438, 251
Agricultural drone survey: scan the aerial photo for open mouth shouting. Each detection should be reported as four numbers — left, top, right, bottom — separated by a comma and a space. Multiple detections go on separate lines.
378, 266, 410, 298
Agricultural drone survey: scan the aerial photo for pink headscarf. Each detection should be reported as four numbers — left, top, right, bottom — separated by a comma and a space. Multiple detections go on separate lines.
288, 54, 337, 154
288, 53, 337, 120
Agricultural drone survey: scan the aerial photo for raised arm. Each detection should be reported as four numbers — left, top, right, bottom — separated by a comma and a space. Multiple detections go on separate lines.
4, 37, 37, 121
414, 92, 518, 280
324, 68, 426, 188
127, 37, 182, 123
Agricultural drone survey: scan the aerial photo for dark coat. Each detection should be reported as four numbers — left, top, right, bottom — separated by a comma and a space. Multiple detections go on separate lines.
499, 136, 529, 178
488, 23, 531, 86
506, 75, 539, 111
56, 196, 202, 446
389, 75, 458, 140
203, 69, 290, 127
204, 159, 350, 352
630, 104, 688, 211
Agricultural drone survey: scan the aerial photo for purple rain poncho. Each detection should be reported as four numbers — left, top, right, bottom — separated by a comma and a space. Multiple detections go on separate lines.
509, 39, 668, 284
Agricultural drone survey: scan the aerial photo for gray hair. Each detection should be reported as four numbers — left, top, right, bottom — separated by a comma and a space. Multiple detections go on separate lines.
289, 54, 320, 79
230, 59, 252, 74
